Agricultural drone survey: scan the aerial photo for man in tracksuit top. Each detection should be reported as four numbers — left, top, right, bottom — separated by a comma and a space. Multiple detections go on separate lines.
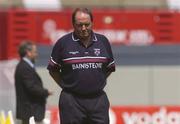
47, 8, 115, 124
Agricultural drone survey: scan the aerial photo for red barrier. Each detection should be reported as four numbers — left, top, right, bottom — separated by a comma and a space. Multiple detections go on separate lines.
48, 106, 180, 124
7, 10, 38, 59
111, 106, 180, 124
1, 9, 180, 59
0, 10, 8, 60
36, 10, 72, 45
48, 107, 59, 124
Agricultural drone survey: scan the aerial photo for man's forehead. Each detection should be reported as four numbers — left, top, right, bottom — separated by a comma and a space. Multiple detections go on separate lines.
75, 11, 90, 20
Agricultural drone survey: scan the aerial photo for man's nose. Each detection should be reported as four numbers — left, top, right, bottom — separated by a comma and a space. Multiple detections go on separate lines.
81, 25, 86, 30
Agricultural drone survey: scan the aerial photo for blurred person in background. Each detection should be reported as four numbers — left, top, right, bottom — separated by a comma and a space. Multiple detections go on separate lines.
47, 8, 115, 124
15, 41, 52, 124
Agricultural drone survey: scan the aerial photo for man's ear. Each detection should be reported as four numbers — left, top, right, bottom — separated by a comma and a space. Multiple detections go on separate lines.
91, 23, 93, 27
26, 50, 31, 57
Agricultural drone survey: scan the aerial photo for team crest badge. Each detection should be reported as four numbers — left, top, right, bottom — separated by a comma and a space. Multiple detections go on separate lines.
94, 48, 100, 56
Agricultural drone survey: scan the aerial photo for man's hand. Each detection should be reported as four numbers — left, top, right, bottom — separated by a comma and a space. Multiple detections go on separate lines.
48, 91, 53, 95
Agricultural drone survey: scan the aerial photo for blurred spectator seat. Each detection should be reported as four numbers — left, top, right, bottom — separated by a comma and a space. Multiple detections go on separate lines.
122, 0, 167, 8
0, 0, 22, 8
61, 0, 121, 7
61, 0, 167, 8
0, 0, 167, 9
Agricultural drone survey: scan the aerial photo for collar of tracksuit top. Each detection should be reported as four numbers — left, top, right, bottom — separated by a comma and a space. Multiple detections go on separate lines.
23, 57, 35, 69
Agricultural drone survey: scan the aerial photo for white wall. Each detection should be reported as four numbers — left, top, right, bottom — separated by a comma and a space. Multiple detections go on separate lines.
0, 60, 18, 115
1, 63, 180, 114
23, 0, 61, 9
37, 65, 180, 106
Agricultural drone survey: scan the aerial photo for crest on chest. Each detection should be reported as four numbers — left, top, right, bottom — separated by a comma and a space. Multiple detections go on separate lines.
94, 48, 100, 56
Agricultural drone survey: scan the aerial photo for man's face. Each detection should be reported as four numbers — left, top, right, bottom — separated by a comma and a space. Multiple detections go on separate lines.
73, 11, 92, 40
27, 45, 38, 63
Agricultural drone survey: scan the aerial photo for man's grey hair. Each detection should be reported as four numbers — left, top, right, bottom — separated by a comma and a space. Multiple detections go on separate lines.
18, 41, 34, 58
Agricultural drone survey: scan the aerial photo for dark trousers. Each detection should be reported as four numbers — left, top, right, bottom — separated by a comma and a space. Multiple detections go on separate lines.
22, 120, 29, 124
59, 90, 110, 124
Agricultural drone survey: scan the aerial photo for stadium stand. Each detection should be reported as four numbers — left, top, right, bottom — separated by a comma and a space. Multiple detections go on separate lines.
61, 0, 167, 8
0, 0, 167, 8
0, 0, 23, 8
122, 0, 167, 8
